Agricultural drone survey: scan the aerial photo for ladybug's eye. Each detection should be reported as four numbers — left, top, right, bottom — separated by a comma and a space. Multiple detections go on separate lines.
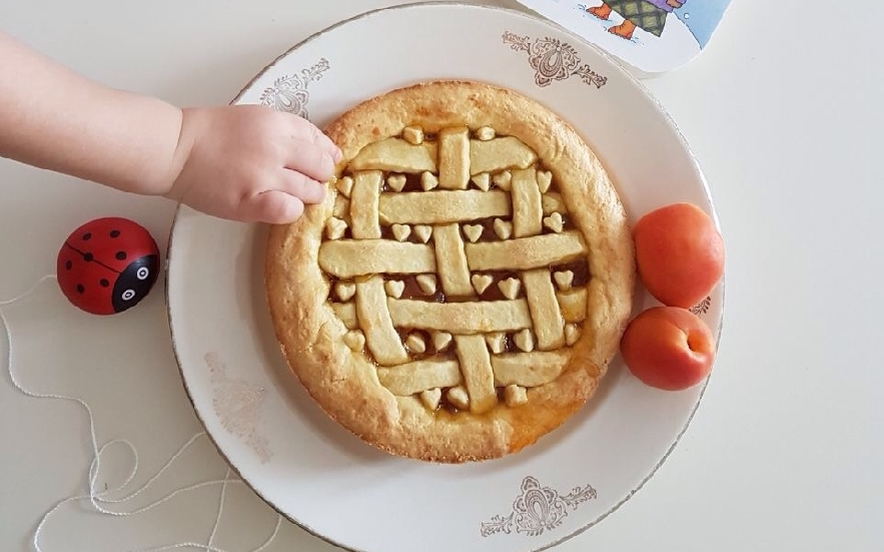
136, 267, 150, 281
121, 289, 136, 301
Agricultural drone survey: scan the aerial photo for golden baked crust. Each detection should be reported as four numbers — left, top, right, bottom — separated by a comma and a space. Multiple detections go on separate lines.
265, 81, 634, 463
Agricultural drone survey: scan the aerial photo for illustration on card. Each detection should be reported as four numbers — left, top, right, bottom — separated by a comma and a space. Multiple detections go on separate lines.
584, 1, 680, 41
579, 0, 727, 48
513, 0, 732, 73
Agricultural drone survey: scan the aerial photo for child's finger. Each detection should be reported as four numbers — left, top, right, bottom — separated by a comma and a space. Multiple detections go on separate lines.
285, 140, 336, 182
290, 117, 341, 161
242, 190, 306, 224
278, 169, 326, 205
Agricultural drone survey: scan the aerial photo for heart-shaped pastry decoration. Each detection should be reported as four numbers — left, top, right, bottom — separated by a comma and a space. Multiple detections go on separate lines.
475, 126, 496, 141
493, 218, 513, 240
514, 329, 535, 352
385, 280, 405, 298
498, 277, 521, 300
416, 274, 438, 295
472, 173, 491, 191
391, 224, 411, 242
325, 217, 348, 240
431, 331, 453, 352
447, 386, 470, 410
492, 170, 512, 191
420, 388, 442, 410
413, 225, 433, 243
543, 212, 564, 233
406, 333, 427, 354
485, 332, 506, 354
421, 171, 439, 191
462, 224, 483, 243
471, 274, 494, 294
403, 126, 424, 145
335, 282, 356, 301
553, 270, 574, 291
387, 174, 407, 192
504, 384, 528, 407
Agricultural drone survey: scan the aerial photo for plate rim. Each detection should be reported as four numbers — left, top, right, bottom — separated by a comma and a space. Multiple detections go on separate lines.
165, 3, 726, 551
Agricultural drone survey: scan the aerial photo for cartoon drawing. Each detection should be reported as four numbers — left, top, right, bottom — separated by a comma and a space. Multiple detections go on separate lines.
585, 0, 685, 40
514, 0, 730, 72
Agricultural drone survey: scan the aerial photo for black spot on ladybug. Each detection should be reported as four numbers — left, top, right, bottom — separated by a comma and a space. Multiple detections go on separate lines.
76, 284, 85, 294
82, 232, 92, 241
116, 251, 127, 261
110, 230, 121, 238
84, 252, 94, 262
100, 279, 110, 288
65, 260, 73, 270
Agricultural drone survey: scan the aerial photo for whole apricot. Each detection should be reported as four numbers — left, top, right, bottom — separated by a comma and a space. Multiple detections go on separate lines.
633, 202, 724, 308
620, 306, 715, 391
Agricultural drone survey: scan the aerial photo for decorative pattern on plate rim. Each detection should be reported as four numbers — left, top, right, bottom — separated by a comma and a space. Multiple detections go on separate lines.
690, 295, 712, 316
480, 476, 598, 537
259, 57, 330, 120
205, 352, 272, 464
503, 32, 607, 89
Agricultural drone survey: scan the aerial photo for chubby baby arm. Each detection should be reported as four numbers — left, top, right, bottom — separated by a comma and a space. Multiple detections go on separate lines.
0, 31, 339, 224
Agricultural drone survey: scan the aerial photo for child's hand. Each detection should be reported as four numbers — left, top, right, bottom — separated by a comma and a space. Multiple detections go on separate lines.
165, 105, 342, 224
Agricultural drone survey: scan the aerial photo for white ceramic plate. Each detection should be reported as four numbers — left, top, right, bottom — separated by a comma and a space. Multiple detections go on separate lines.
166, 4, 724, 552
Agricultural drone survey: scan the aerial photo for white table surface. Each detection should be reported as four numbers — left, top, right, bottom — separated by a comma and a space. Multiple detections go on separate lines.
2, 1, 881, 551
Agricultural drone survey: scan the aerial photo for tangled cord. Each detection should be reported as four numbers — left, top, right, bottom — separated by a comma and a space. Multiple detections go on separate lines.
1, 277, 281, 552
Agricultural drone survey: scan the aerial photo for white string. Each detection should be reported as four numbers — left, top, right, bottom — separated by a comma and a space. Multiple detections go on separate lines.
206, 467, 232, 551
1, 277, 283, 552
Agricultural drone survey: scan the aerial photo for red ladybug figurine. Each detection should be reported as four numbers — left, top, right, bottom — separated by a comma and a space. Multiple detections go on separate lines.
57, 217, 160, 315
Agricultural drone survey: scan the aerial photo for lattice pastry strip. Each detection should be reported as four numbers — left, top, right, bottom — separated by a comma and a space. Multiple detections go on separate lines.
521, 268, 566, 350
454, 335, 497, 414
319, 240, 436, 278
492, 350, 580, 386
348, 137, 437, 173
438, 127, 470, 190
470, 137, 537, 174
329, 287, 588, 332
510, 168, 544, 238
349, 171, 383, 239
374, 350, 574, 396
388, 298, 533, 334
377, 359, 462, 395
355, 275, 409, 365
332, 233, 579, 275
319, 232, 586, 277
463, 232, 587, 272
433, 223, 474, 296
379, 190, 510, 225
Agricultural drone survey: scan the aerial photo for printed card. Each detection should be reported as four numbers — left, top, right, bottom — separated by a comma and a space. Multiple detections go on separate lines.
512, 0, 733, 74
